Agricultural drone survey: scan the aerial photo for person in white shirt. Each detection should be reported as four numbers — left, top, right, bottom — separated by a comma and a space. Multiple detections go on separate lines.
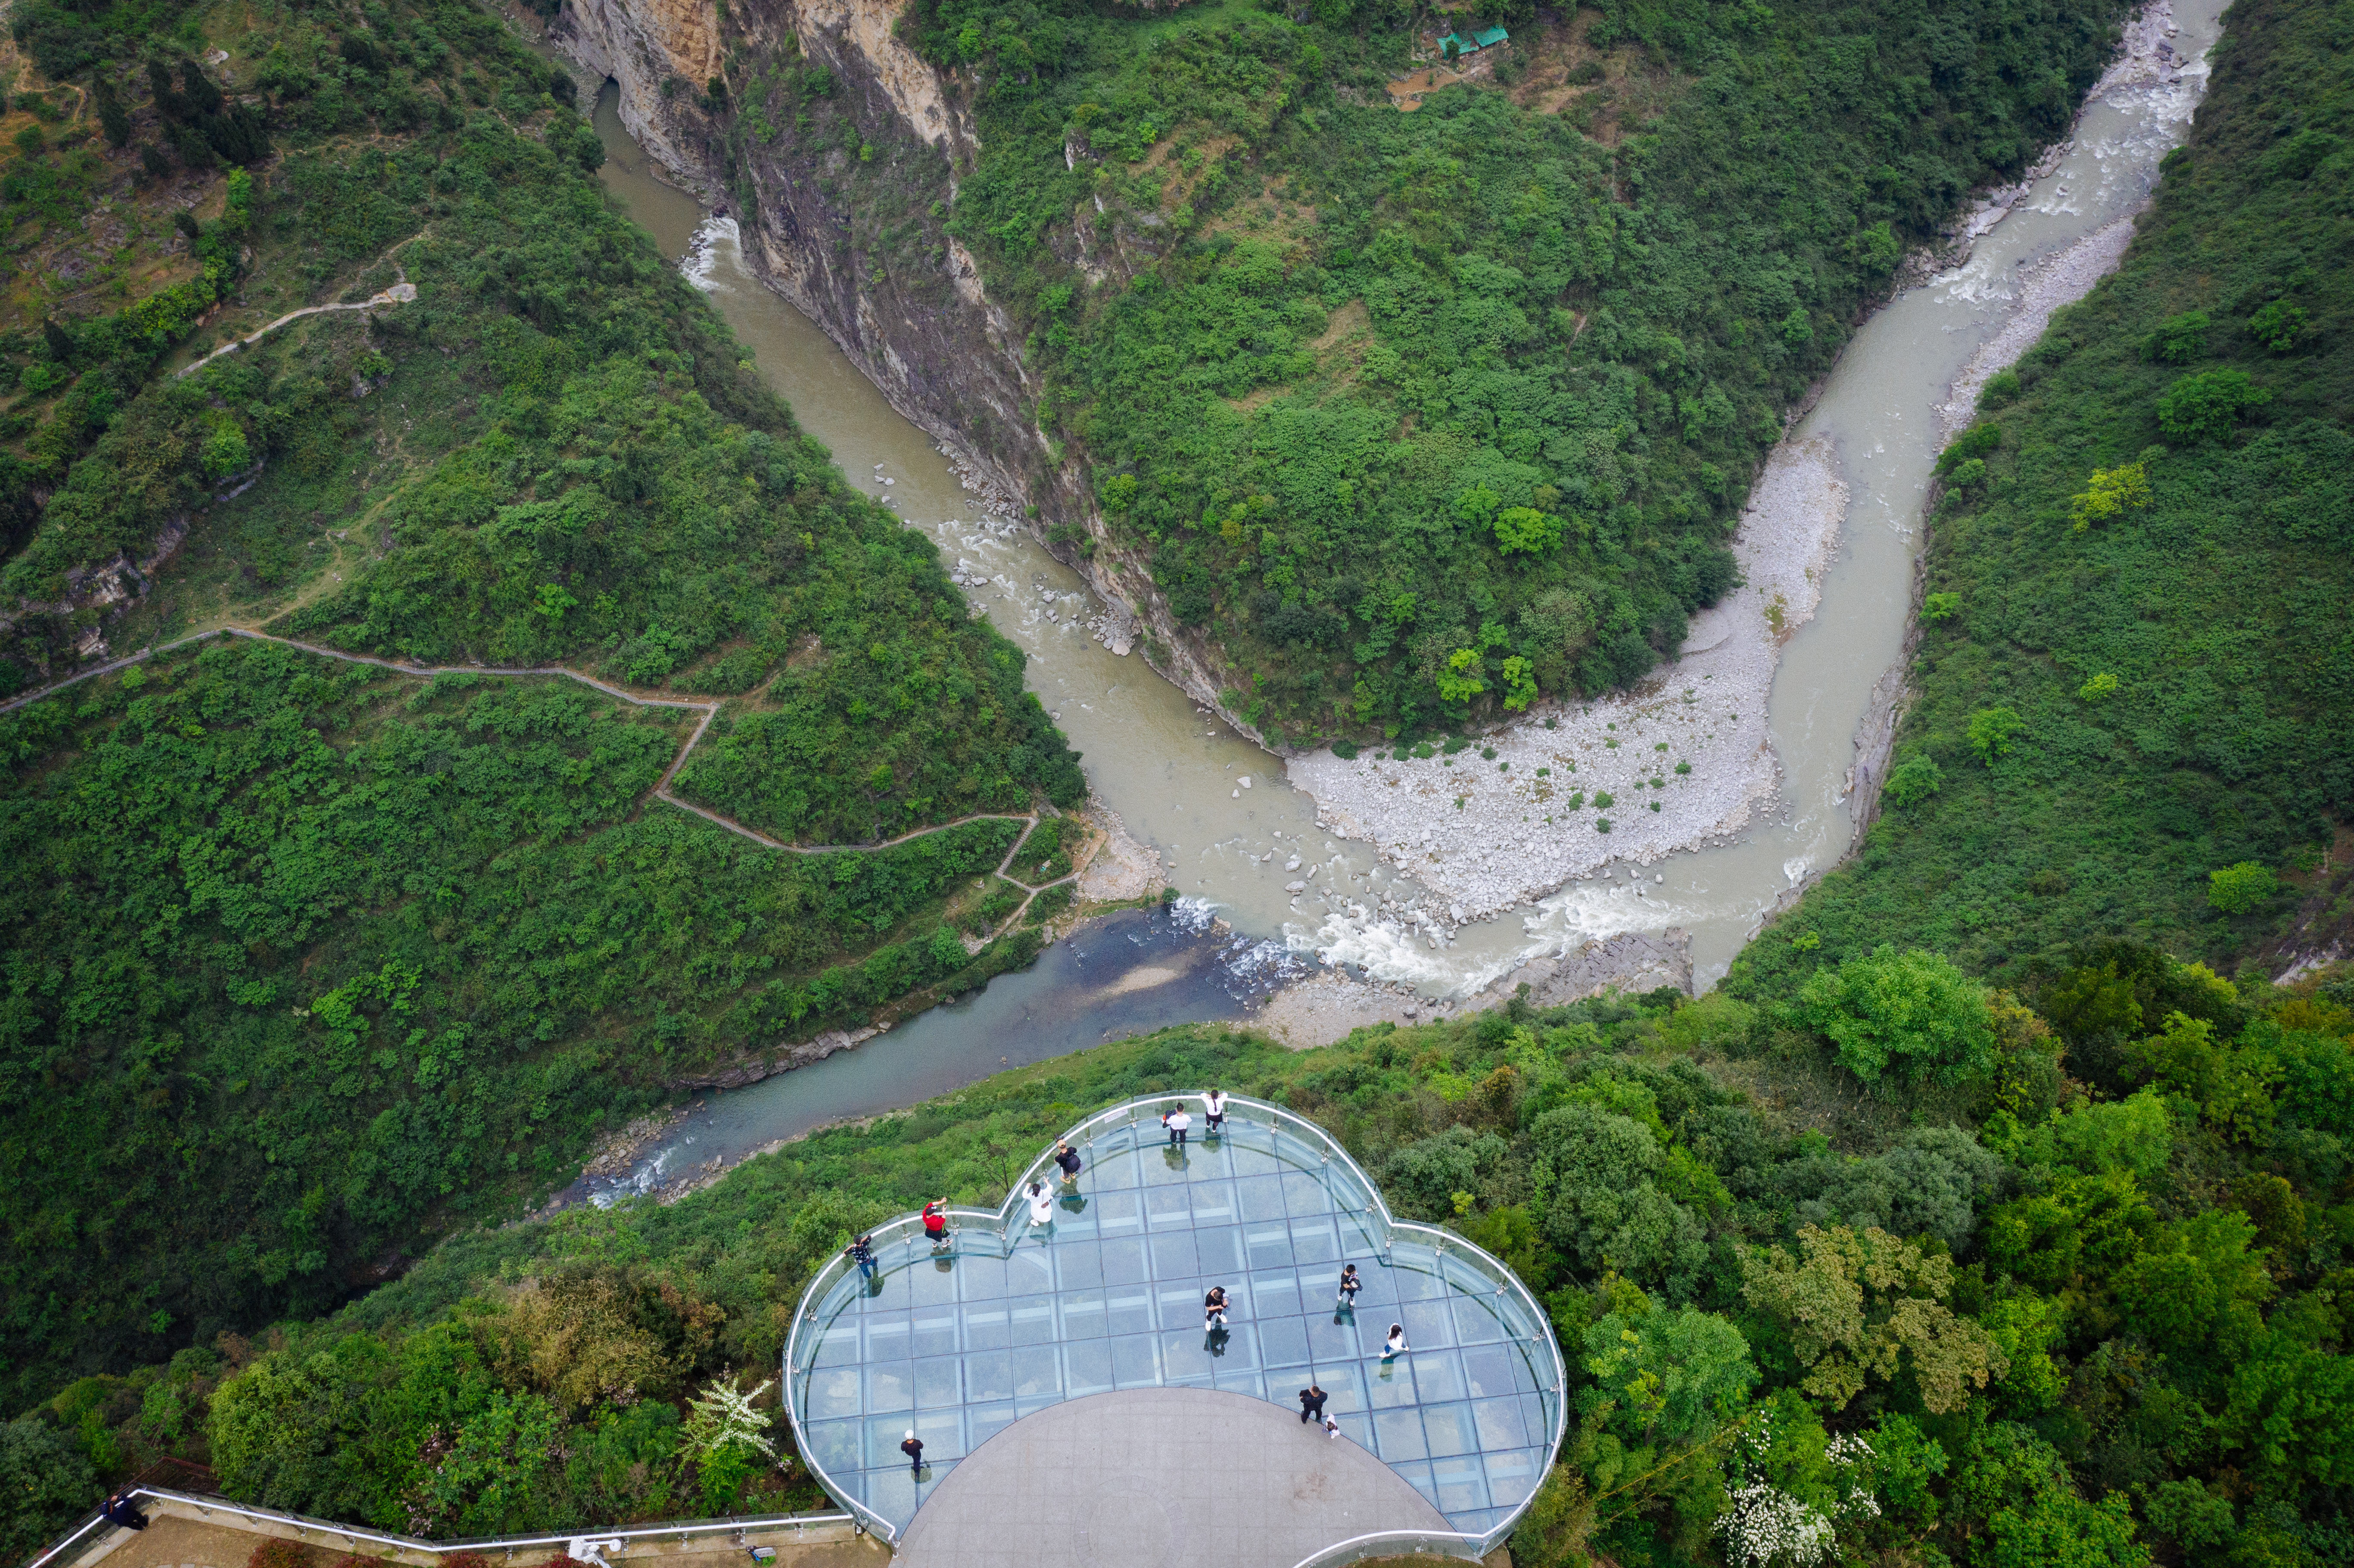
1026, 1181, 1054, 1229
1383, 1323, 1410, 1360
1205, 1088, 1228, 1135
1323, 1414, 1342, 1441
1162, 1103, 1192, 1147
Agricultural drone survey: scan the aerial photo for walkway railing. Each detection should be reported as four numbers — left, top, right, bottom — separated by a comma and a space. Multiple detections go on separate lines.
780, 1092, 1567, 1559
20, 1488, 854, 1568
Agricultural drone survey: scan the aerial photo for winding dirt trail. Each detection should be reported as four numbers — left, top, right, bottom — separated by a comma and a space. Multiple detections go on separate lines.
0, 625, 1084, 933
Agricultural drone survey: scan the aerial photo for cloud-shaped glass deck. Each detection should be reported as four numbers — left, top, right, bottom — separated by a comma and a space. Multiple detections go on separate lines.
783, 1094, 1566, 1561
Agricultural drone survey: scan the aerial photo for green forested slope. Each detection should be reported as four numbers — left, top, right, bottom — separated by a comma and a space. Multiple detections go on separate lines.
1730, 0, 2354, 997
0, 611, 1047, 1415
0, 0, 1078, 1406
19, 951, 2353, 1562
900, 0, 2117, 742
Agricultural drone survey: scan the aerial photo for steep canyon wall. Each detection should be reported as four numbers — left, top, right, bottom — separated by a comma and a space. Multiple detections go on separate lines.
549, 0, 1262, 734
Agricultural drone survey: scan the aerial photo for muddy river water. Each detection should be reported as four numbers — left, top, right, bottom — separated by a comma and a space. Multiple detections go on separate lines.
559, 0, 2223, 1192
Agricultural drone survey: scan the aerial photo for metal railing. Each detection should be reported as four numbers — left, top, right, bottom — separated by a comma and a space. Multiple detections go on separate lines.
780, 1092, 1567, 1560
20, 1488, 855, 1568
1288, 1528, 1488, 1568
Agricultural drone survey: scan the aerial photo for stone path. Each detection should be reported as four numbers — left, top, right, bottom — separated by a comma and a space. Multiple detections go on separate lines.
892, 1388, 1452, 1568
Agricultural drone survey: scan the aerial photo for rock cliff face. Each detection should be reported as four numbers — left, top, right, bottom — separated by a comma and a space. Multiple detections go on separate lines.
548, 0, 1270, 741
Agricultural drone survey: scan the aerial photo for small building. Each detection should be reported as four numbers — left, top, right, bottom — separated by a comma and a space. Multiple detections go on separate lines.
1439, 24, 1511, 58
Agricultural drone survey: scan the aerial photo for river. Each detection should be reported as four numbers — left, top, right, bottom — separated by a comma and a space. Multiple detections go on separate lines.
553, 0, 2221, 1194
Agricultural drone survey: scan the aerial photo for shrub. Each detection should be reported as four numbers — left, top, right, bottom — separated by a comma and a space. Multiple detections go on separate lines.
1979, 369, 2022, 408
2207, 862, 2277, 915
2078, 672, 2119, 702
2142, 309, 2211, 363
1937, 421, 2003, 473
1922, 591, 1961, 623
1967, 707, 2027, 764
2157, 369, 2271, 442
1331, 738, 1358, 759
1797, 945, 1996, 1085
1885, 755, 1943, 807
2068, 462, 2152, 530
2248, 299, 2307, 353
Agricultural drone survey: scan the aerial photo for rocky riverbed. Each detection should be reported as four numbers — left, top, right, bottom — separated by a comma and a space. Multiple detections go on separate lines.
1289, 437, 1846, 931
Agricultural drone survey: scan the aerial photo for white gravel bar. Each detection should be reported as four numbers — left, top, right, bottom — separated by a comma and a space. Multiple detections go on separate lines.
1289, 435, 1847, 926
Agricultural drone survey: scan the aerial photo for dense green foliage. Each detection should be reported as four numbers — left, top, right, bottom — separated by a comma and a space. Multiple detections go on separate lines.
7, 0, 2354, 1564
0, 0, 1082, 1413
1730, 0, 2353, 992
908, 0, 2117, 742
0, 641, 1036, 1411
2, 0, 1080, 848
19, 943, 2350, 1563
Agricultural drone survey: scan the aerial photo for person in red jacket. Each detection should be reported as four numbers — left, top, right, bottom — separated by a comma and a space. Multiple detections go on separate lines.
922, 1199, 949, 1252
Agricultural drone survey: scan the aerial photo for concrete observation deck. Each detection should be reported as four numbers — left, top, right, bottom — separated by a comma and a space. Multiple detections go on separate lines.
784, 1095, 1565, 1565
895, 1388, 1447, 1568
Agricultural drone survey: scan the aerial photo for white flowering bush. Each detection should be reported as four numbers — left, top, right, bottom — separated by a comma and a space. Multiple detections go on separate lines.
1715, 1412, 1881, 1567
1719, 1481, 1840, 1567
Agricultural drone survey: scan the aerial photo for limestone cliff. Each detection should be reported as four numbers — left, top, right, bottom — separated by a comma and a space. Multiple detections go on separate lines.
548, 0, 1269, 744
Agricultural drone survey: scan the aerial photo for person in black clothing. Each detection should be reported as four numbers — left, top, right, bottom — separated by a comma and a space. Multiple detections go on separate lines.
900, 1430, 924, 1476
1298, 1384, 1327, 1425
1053, 1142, 1083, 1185
846, 1234, 876, 1280
1336, 1263, 1361, 1310
1203, 1285, 1230, 1329
100, 1494, 148, 1531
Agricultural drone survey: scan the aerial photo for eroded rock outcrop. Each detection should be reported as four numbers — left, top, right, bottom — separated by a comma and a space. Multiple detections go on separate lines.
550, 0, 1268, 738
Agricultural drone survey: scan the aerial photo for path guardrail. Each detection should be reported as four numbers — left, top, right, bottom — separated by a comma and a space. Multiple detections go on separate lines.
19, 1487, 853, 1568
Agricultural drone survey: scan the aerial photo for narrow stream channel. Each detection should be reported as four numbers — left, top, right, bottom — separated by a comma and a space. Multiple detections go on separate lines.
552, 0, 2222, 1191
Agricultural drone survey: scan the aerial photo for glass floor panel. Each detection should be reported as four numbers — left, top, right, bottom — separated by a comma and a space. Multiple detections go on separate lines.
788, 1110, 1559, 1538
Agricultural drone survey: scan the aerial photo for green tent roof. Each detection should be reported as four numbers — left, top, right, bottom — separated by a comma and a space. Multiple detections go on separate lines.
1440, 24, 1510, 52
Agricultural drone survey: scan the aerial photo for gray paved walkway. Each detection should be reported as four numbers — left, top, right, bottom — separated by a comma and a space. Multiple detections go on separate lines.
892, 1388, 1453, 1568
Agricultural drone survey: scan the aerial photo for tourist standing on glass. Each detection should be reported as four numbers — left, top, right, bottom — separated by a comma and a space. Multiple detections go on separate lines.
1054, 1141, 1083, 1185
1298, 1383, 1327, 1425
1383, 1323, 1410, 1360
923, 1199, 950, 1252
1163, 1103, 1193, 1147
901, 1431, 924, 1476
846, 1233, 876, 1280
1027, 1181, 1055, 1229
1336, 1263, 1361, 1310
1205, 1087, 1229, 1135
1204, 1284, 1230, 1329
